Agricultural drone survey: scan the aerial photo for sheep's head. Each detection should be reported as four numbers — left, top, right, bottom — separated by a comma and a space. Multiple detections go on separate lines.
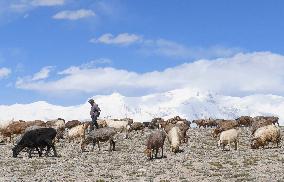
144, 149, 152, 158
251, 138, 259, 149
12, 145, 22, 158
171, 146, 179, 153
212, 128, 222, 138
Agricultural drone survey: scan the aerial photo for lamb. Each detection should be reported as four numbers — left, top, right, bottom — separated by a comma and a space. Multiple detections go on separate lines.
236, 116, 253, 127
217, 128, 240, 151
251, 125, 281, 149
144, 130, 166, 160
67, 122, 90, 143
167, 126, 182, 153
12, 128, 57, 158
65, 120, 81, 129
81, 127, 117, 152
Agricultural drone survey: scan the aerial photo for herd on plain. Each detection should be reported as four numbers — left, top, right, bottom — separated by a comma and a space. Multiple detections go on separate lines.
0, 115, 281, 160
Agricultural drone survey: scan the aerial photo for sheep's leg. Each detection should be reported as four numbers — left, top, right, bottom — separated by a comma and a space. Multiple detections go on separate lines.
112, 140, 115, 151
161, 146, 164, 158
35, 147, 42, 157
155, 149, 158, 158
28, 148, 32, 158
46, 140, 57, 157
97, 141, 100, 151
91, 139, 96, 151
108, 139, 112, 152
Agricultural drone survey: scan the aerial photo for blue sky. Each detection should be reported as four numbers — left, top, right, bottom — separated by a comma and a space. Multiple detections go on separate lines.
1, 0, 284, 105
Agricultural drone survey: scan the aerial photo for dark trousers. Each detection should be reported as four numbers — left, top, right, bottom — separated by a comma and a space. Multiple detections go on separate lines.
91, 116, 99, 130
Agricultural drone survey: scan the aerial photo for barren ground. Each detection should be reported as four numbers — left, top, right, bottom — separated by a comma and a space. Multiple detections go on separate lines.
0, 127, 284, 182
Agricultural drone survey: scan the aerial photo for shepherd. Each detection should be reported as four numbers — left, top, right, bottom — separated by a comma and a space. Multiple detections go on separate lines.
88, 99, 101, 130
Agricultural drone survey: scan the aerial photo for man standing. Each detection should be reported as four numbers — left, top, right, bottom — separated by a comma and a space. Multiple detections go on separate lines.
88, 99, 101, 130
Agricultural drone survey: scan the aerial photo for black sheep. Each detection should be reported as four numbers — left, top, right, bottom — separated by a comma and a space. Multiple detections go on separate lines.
12, 128, 58, 158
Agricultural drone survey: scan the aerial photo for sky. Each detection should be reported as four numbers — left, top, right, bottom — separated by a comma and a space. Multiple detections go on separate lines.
1, 0, 284, 105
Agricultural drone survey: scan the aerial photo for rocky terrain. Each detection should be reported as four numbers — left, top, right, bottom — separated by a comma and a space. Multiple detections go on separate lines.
0, 127, 283, 181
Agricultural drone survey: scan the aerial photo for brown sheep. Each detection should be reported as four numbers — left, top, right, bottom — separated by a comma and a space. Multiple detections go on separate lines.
129, 122, 145, 133
81, 127, 117, 152
192, 119, 206, 128
236, 116, 253, 127
144, 130, 166, 160
2, 121, 28, 143
65, 120, 81, 129
212, 120, 238, 138
149, 118, 164, 129
26, 120, 46, 127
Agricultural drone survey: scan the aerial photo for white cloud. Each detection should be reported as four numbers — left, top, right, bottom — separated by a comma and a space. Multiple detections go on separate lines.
31, 0, 65, 6
90, 33, 143, 45
15, 52, 284, 97
141, 39, 242, 59
32, 66, 54, 81
53, 9, 95, 20
91, 33, 241, 59
0, 67, 11, 79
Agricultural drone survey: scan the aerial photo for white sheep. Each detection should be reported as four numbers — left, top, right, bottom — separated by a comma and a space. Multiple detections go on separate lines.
105, 119, 131, 138
217, 128, 240, 151
251, 125, 281, 149
167, 126, 181, 153
67, 122, 90, 143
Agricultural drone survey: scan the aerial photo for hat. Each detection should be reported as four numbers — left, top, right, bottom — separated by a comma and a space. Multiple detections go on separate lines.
88, 99, 94, 103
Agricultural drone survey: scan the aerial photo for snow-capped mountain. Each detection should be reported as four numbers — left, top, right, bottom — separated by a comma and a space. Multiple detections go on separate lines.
0, 87, 283, 125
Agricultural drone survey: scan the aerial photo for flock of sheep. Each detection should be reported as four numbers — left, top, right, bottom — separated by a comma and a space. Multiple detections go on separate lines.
0, 115, 282, 160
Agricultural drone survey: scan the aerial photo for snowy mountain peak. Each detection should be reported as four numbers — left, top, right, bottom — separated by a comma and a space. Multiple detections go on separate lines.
0, 88, 283, 125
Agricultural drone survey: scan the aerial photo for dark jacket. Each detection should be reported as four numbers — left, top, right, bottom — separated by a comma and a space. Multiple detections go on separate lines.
90, 103, 101, 117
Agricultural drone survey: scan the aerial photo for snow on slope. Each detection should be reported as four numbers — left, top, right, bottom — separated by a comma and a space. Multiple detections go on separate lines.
0, 88, 283, 125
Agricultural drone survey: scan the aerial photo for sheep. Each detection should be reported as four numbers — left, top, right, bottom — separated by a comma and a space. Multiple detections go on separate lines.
217, 128, 240, 151
144, 130, 166, 160
46, 118, 65, 131
176, 122, 189, 143
251, 125, 281, 149
192, 119, 206, 128
67, 122, 90, 143
12, 128, 57, 158
149, 118, 164, 129
236, 116, 253, 127
217, 120, 238, 130
105, 119, 132, 138
97, 119, 108, 128
204, 118, 218, 128
81, 127, 117, 152
129, 122, 145, 134
253, 116, 279, 126
2, 121, 28, 143
65, 120, 81, 129
167, 126, 182, 153
26, 120, 46, 127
